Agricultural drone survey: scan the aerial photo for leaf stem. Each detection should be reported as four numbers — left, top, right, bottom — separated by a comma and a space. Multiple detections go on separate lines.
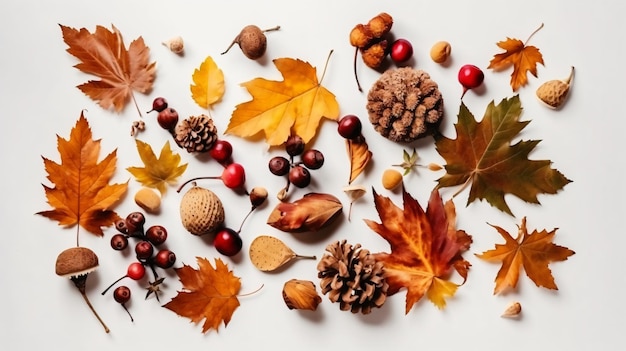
525, 23, 544, 45
318, 49, 334, 85
238, 284, 264, 297
130, 92, 142, 118
452, 174, 474, 199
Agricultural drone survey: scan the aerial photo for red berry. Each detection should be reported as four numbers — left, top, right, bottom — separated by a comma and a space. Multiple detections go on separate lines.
285, 135, 305, 156
127, 262, 146, 280
390, 39, 413, 63
147, 97, 168, 113
113, 286, 131, 304
213, 228, 243, 256
110, 234, 128, 250
135, 241, 154, 261
221, 163, 246, 189
145, 225, 168, 246
269, 156, 290, 176
338, 115, 362, 139
115, 219, 129, 234
458, 64, 484, 98
289, 165, 311, 188
154, 249, 176, 269
302, 149, 324, 170
209, 140, 233, 164
157, 107, 179, 131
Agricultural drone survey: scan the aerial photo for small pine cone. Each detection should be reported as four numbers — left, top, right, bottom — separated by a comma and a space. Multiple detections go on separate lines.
366, 67, 444, 143
174, 114, 218, 153
317, 240, 388, 314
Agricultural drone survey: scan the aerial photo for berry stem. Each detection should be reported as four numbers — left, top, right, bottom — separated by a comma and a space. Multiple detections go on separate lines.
353, 47, 363, 92
101, 275, 127, 295
262, 25, 281, 33
237, 206, 256, 234
121, 303, 134, 322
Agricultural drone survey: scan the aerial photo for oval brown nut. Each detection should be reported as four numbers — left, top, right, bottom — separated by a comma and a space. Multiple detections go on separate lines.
430, 41, 451, 63
134, 187, 161, 213
179, 185, 225, 235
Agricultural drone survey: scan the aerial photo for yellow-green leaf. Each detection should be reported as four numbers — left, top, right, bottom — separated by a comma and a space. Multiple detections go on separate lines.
127, 140, 187, 194
190, 56, 225, 109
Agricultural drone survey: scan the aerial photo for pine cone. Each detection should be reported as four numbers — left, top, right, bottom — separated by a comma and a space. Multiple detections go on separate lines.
174, 114, 218, 153
366, 67, 444, 143
317, 240, 388, 314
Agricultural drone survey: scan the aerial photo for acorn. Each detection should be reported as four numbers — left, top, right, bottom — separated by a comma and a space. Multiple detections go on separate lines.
536, 66, 574, 109
179, 183, 225, 235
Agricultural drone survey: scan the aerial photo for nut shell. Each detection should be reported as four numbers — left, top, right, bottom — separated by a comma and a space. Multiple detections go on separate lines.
179, 186, 225, 235
536, 80, 569, 109
55, 247, 99, 278
430, 41, 451, 63
239, 25, 267, 59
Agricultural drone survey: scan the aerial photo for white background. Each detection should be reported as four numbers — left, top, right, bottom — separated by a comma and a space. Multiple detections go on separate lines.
1, 0, 622, 349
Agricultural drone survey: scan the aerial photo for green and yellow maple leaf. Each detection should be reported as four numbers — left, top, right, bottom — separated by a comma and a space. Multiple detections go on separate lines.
37, 112, 128, 237
225, 57, 339, 146
434, 95, 571, 216
126, 140, 187, 194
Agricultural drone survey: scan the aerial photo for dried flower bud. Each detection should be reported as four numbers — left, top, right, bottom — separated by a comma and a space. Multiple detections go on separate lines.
163, 36, 184, 54
249, 186, 268, 207
282, 279, 322, 311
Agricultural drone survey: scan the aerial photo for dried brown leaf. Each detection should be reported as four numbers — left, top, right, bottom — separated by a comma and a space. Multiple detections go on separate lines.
267, 193, 343, 233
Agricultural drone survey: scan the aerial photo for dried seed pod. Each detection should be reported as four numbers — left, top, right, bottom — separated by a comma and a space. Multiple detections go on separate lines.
361, 40, 388, 69
282, 279, 322, 311
249, 235, 316, 271
179, 183, 225, 235
221, 25, 280, 60
536, 66, 574, 109
162, 36, 184, 54
501, 301, 522, 318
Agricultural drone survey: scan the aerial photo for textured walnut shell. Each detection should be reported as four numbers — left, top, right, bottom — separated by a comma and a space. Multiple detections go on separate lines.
55, 247, 99, 278
536, 66, 574, 109
179, 186, 225, 235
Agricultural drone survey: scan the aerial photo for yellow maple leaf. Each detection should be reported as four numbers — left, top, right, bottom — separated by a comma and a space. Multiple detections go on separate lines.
190, 56, 225, 109
225, 57, 340, 146
126, 139, 187, 194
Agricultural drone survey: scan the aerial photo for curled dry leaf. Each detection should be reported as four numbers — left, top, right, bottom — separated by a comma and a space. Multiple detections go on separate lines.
347, 137, 372, 184
282, 279, 322, 311
249, 235, 316, 272
267, 193, 343, 233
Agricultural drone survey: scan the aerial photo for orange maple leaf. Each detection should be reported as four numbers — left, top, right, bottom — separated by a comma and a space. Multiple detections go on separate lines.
487, 24, 544, 91
164, 257, 242, 333
476, 217, 575, 295
37, 112, 128, 238
225, 57, 340, 146
364, 187, 472, 313
59, 24, 156, 115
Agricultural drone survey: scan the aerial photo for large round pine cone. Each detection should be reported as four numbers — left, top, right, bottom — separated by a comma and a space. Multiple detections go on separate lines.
366, 67, 444, 143
174, 114, 218, 153
317, 240, 388, 314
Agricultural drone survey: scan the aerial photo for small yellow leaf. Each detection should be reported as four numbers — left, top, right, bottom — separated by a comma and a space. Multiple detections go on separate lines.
127, 140, 188, 195
427, 277, 459, 309
191, 56, 225, 109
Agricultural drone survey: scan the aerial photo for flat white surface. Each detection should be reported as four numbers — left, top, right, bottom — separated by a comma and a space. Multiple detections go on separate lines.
1, 0, 622, 349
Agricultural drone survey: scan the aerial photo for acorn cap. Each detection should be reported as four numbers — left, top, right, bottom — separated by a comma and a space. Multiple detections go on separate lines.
55, 247, 99, 278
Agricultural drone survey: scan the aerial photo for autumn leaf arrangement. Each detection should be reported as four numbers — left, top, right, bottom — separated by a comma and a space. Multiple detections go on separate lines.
37, 18, 577, 334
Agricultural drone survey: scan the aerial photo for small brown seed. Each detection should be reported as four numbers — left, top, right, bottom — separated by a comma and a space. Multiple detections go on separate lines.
430, 41, 451, 63
382, 169, 403, 190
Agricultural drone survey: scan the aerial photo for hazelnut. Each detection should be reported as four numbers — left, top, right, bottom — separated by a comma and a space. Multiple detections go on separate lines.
430, 41, 451, 64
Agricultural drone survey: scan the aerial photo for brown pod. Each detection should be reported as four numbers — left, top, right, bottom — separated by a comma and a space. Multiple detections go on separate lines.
179, 184, 225, 235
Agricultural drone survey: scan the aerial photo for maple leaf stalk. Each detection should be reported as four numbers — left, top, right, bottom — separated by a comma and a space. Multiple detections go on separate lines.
525, 23, 544, 45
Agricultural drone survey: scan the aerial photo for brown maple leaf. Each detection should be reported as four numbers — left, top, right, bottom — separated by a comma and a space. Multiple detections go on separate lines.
59, 24, 156, 115
487, 24, 544, 91
225, 56, 339, 146
434, 95, 571, 216
37, 112, 128, 240
164, 257, 241, 333
364, 187, 472, 313
476, 217, 575, 295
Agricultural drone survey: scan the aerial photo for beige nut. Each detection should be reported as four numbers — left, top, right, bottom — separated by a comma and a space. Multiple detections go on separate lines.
162, 36, 184, 54
536, 66, 574, 109
382, 169, 403, 190
134, 187, 161, 213
430, 41, 451, 63
179, 185, 225, 235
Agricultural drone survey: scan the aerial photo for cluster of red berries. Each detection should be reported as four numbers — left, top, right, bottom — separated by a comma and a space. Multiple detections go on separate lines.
147, 97, 179, 133
269, 135, 325, 190
102, 211, 177, 321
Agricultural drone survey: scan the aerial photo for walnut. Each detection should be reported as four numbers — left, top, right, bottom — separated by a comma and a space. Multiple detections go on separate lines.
366, 67, 444, 143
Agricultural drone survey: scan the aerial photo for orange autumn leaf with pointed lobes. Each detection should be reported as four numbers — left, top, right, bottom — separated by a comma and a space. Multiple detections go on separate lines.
364, 187, 472, 313
37, 112, 128, 236
225, 57, 340, 146
487, 24, 544, 91
476, 217, 575, 295
164, 257, 242, 333
59, 24, 156, 114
